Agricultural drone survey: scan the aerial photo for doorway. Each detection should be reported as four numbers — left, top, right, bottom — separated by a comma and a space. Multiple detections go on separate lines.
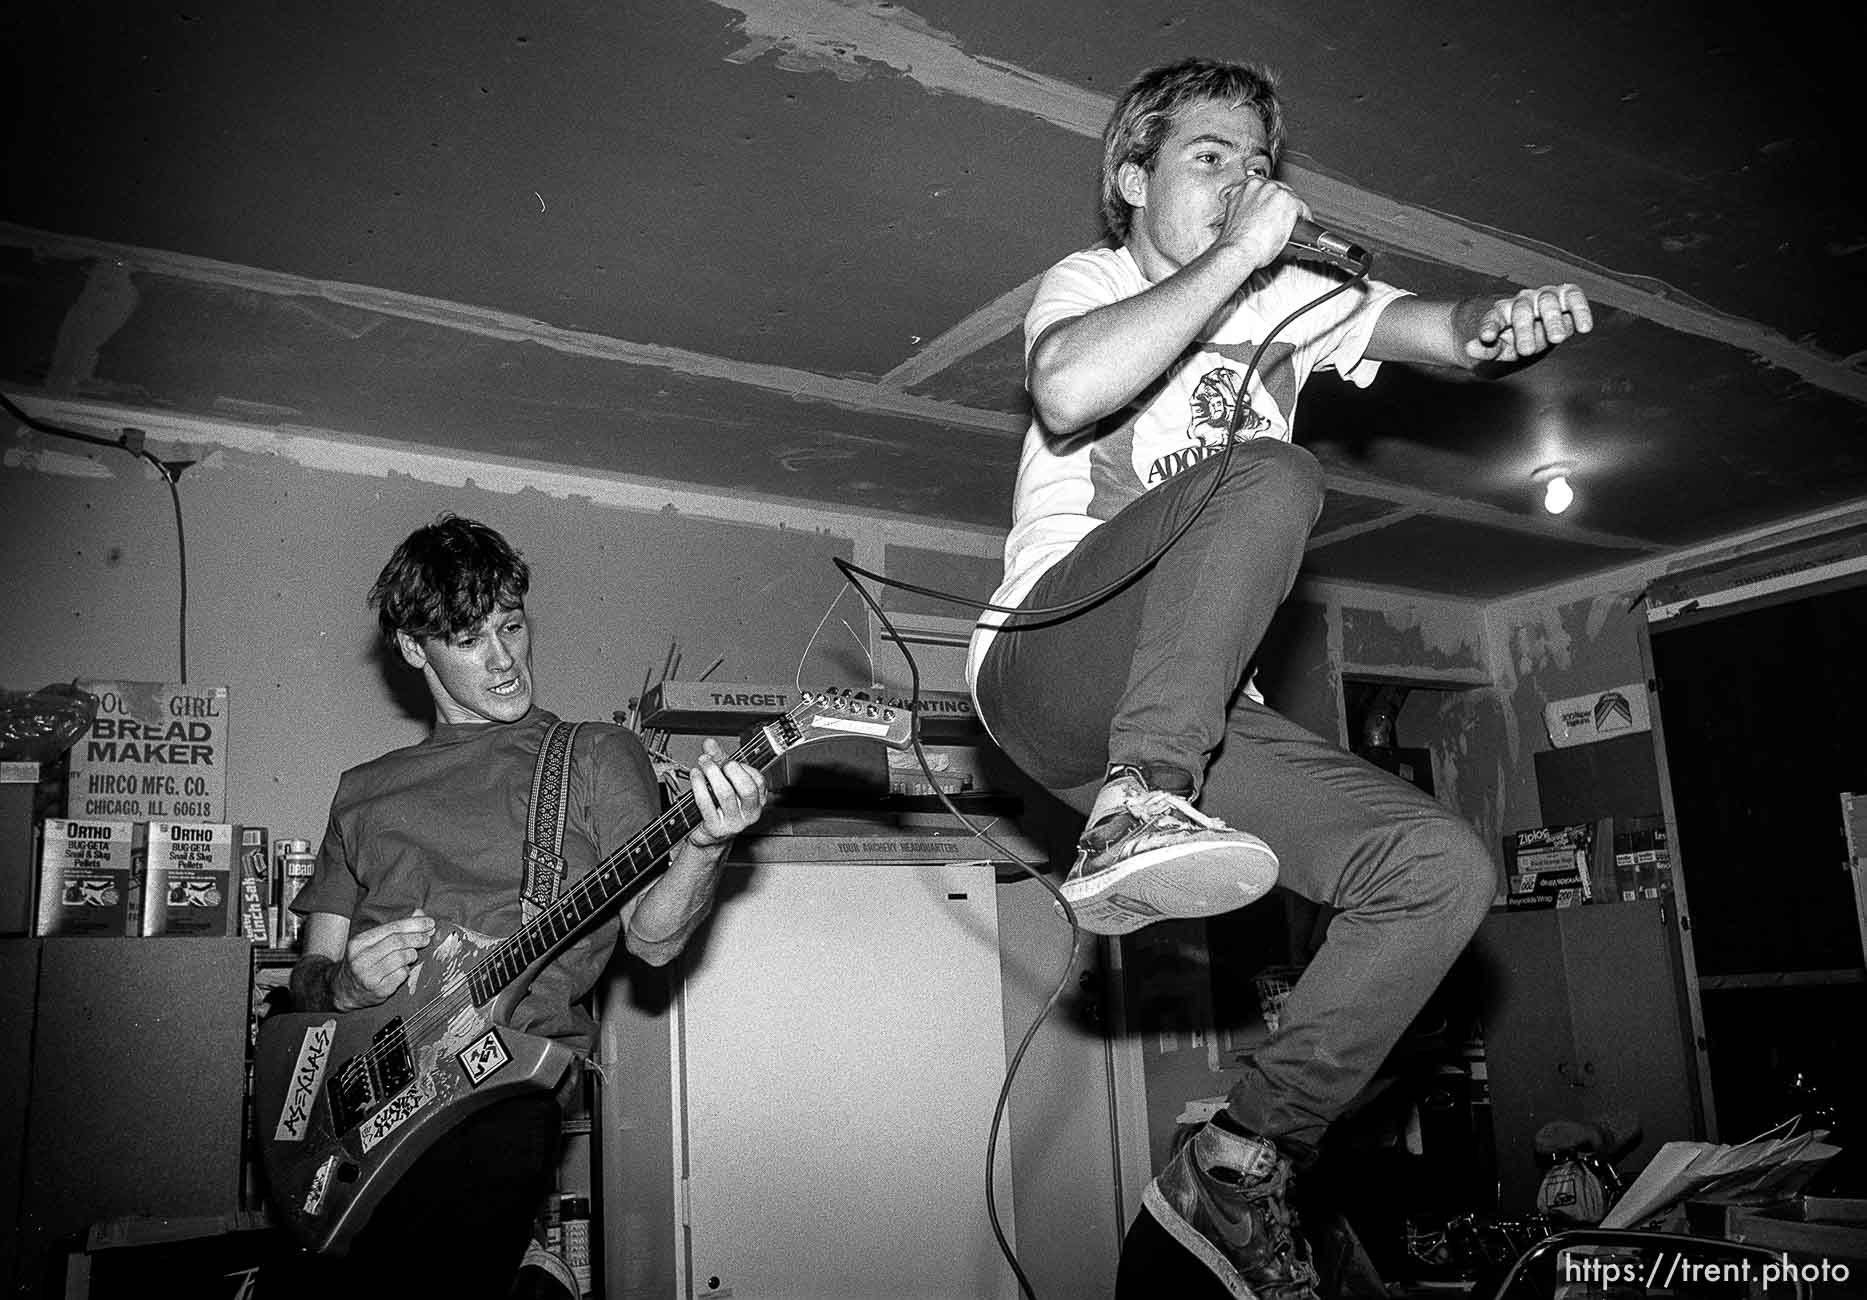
1647, 577, 1866, 1165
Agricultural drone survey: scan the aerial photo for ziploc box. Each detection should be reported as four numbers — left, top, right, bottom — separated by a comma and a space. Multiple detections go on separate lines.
1502, 822, 1594, 910
35, 818, 137, 936
142, 821, 238, 936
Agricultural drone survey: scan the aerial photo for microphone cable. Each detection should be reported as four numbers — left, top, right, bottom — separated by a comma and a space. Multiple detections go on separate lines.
833, 270, 1363, 626
829, 265, 1366, 1300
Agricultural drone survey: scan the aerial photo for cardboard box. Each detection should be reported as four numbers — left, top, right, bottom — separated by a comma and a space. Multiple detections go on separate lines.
2, 761, 39, 936
728, 818, 1045, 867
1502, 823, 1595, 910
1606, 815, 1673, 900
1727, 1196, 1867, 1264
66, 680, 229, 824
1647, 820, 1673, 897
237, 826, 271, 944
35, 819, 137, 936
1612, 822, 1641, 901
141, 822, 238, 937
638, 680, 982, 740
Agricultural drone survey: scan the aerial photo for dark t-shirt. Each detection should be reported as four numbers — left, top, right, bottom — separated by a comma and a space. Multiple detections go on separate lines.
292, 707, 682, 1050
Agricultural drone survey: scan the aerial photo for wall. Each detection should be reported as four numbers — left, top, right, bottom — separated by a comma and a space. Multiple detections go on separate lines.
16, 406, 1843, 1288
1387, 578, 1651, 860
1, 427, 937, 842
1385, 514, 1856, 867
4, 412, 1136, 1297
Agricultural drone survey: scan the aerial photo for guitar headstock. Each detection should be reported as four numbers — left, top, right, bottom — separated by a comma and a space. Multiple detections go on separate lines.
771, 688, 917, 754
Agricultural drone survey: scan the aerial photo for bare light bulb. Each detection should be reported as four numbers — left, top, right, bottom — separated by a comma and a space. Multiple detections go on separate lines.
1543, 474, 1574, 515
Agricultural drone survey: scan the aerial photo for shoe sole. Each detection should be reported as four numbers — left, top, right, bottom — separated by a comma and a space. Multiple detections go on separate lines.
1060, 839, 1279, 937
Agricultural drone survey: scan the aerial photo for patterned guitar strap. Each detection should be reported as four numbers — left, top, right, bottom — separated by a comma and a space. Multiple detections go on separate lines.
521, 717, 587, 924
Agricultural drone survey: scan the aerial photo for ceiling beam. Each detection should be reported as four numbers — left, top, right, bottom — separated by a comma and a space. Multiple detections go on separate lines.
0, 222, 1026, 438
1314, 464, 1661, 555
878, 270, 1045, 391
0, 221, 1677, 556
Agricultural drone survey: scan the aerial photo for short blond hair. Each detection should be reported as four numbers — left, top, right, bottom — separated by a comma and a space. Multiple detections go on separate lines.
1100, 57, 1286, 243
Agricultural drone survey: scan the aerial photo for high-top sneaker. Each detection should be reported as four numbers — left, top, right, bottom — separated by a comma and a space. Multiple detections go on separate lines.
1060, 765, 1278, 936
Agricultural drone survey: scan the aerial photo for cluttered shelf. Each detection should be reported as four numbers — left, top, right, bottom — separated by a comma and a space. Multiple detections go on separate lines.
636, 679, 1072, 874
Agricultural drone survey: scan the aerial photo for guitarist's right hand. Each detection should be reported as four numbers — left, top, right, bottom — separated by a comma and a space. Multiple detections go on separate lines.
331, 909, 438, 1009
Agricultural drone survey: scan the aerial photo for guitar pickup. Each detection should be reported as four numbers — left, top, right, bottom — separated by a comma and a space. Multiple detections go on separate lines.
328, 1017, 414, 1131
371, 1017, 415, 1096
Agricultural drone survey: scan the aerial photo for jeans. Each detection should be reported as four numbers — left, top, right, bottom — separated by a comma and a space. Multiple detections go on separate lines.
975, 438, 1495, 1155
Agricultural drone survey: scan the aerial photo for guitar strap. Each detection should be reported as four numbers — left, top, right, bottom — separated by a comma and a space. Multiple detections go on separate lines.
521, 717, 587, 924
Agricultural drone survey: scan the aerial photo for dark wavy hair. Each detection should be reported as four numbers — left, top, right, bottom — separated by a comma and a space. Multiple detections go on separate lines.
367, 514, 530, 647
1100, 57, 1286, 243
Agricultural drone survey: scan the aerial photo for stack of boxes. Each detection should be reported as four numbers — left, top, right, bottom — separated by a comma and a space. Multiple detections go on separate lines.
9, 680, 320, 950
1501, 816, 1673, 911
2, 681, 335, 1221
1503, 681, 1675, 911
1611, 815, 1673, 901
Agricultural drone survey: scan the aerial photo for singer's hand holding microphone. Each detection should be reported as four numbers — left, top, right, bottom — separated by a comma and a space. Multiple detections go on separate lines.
1219, 176, 1371, 277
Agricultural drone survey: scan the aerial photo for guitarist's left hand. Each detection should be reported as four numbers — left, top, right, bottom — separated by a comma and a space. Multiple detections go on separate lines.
683, 736, 769, 851
625, 739, 766, 961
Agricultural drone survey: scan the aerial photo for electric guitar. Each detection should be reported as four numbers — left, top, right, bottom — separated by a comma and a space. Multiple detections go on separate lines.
253, 690, 915, 1253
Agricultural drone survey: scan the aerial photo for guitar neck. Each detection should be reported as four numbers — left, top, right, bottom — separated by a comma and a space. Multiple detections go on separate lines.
467, 719, 786, 1002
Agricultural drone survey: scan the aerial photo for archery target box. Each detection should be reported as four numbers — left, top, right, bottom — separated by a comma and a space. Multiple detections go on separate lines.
33, 819, 137, 937
140, 821, 238, 937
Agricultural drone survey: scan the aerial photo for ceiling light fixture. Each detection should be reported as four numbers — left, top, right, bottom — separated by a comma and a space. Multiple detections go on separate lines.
1532, 462, 1576, 515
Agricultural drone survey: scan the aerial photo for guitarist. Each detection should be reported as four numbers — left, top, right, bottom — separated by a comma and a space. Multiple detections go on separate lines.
277, 513, 768, 1298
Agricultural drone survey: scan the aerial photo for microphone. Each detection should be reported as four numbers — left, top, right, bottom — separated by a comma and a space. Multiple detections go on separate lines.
1286, 218, 1371, 276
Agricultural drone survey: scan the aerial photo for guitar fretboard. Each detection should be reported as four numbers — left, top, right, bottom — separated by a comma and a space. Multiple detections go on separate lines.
465, 715, 795, 1003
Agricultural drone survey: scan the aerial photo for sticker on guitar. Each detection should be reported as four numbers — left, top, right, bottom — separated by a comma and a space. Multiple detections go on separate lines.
458, 1028, 512, 1086
274, 1019, 337, 1143
304, 1154, 338, 1217
359, 1078, 433, 1153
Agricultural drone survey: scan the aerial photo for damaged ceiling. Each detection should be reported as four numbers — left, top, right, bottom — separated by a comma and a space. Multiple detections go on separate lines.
4, 0, 1865, 600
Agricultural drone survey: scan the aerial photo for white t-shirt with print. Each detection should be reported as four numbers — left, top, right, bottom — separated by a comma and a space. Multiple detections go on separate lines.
965, 244, 1409, 695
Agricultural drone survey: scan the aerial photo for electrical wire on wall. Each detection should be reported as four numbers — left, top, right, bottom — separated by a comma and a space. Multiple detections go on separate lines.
1, 391, 194, 682
825, 271, 1363, 1300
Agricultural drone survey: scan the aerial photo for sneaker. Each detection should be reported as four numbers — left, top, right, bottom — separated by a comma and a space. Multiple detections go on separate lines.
1060, 767, 1278, 936
1142, 1120, 1320, 1300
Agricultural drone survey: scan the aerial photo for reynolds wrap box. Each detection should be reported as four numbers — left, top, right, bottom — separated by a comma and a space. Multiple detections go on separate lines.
36, 819, 137, 936
1503, 823, 1595, 910
142, 821, 238, 936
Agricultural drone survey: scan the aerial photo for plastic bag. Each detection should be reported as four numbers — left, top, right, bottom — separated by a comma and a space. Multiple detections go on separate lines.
0, 683, 98, 763
1536, 1153, 1611, 1224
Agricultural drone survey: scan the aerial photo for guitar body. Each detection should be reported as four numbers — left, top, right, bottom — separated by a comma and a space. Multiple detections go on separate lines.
254, 690, 915, 1254
253, 919, 573, 1254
